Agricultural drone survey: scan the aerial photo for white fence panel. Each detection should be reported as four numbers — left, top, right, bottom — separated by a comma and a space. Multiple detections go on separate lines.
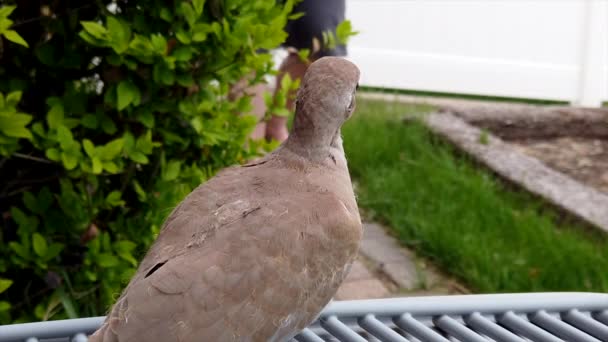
345, 0, 608, 106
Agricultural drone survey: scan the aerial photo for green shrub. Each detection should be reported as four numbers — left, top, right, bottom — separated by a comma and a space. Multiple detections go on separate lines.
0, 0, 307, 324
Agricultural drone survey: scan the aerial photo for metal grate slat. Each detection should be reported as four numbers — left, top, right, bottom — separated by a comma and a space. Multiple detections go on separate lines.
594, 310, 608, 325
72, 334, 88, 342
294, 328, 325, 342
434, 315, 488, 342
358, 314, 410, 342
320, 315, 367, 342
497, 311, 562, 342
394, 313, 450, 342
465, 312, 525, 342
562, 309, 608, 340
1, 292, 608, 342
529, 310, 601, 342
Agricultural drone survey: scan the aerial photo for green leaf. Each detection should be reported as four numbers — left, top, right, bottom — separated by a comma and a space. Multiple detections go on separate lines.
114, 240, 136, 253
80, 21, 108, 40
137, 109, 154, 128
117, 251, 137, 266
106, 191, 125, 207
176, 73, 194, 87
84, 270, 97, 282
175, 30, 191, 44
180, 2, 196, 27
102, 161, 119, 173
0, 6, 16, 19
153, 63, 175, 85
35, 41, 57, 65
46, 148, 60, 161
47, 103, 64, 129
163, 160, 181, 181
57, 286, 78, 319
32, 233, 48, 257
82, 139, 96, 157
192, 23, 211, 42
37, 187, 53, 212
335, 20, 359, 45
117, 80, 140, 110
57, 125, 74, 146
274, 107, 290, 117
177, 98, 196, 116
193, 0, 206, 15
44, 243, 64, 261
280, 73, 293, 93
129, 151, 149, 164
172, 46, 193, 61
128, 34, 154, 55
61, 152, 79, 170
135, 131, 154, 154
190, 116, 203, 133
0, 279, 13, 294
97, 253, 119, 267
5, 126, 31, 139
0, 18, 12, 34
99, 138, 124, 160
0, 301, 10, 312
81, 114, 98, 128
297, 48, 310, 62
11, 207, 29, 228
6, 90, 22, 106
23, 191, 38, 213
107, 16, 131, 53
115, 243, 138, 266
132, 180, 147, 201
79, 31, 105, 46
0, 112, 32, 138
92, 157, 103, 174
3, 30, 28, 47
9, 242, 29, 259
159, 7, 173, 22
100, 115, 117, 134
287, 11, 305, 20
150, 34, 167, 55
31, 122, 45, 137
123, 131, 135, 152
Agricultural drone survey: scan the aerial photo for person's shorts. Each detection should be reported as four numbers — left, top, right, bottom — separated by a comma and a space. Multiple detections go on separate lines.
282, 0, 347, 58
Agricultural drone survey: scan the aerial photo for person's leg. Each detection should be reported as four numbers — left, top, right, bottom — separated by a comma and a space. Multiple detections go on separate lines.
265, 0, 347, 142
265, 52, 308, 142
245, 82, 269, 141
228, 73, 268, 141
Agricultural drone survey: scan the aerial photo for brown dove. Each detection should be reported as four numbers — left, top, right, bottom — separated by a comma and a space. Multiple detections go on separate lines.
89, 56, 362, 342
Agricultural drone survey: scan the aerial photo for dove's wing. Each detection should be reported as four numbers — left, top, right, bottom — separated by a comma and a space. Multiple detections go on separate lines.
93, 189, 360, 342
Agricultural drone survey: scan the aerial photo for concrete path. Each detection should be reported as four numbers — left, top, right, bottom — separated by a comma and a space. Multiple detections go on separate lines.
335, 222, 468, 300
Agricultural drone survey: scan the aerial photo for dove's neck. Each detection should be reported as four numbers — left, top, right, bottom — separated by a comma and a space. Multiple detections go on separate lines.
283, 126, 344, 163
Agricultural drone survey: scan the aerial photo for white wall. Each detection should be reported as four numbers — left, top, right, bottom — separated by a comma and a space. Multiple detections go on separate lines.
345, 0, 608, 106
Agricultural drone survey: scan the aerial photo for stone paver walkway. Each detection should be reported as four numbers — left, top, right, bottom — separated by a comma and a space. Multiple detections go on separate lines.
335, 222, 468, 300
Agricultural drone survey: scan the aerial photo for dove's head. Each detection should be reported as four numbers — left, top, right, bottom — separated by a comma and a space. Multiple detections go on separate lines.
288, 57, 360, 154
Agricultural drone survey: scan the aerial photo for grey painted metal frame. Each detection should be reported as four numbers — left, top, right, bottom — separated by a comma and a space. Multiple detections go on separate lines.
1, 292, 608, 341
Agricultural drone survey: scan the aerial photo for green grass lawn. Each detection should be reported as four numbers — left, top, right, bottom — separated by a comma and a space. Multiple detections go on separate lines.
343, 98, 608, 293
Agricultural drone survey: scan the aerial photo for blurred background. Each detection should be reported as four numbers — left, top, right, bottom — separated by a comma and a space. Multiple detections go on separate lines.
345, 0, 607, 106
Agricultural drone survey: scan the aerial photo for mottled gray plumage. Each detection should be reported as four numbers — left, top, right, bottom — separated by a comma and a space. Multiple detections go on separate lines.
89, 57, 362, 342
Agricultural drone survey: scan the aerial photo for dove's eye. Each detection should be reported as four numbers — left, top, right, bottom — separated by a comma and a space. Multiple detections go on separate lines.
347, 94, 356, 111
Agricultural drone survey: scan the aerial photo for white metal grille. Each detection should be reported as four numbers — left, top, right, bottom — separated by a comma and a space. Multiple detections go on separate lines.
1, 292, 607, 341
